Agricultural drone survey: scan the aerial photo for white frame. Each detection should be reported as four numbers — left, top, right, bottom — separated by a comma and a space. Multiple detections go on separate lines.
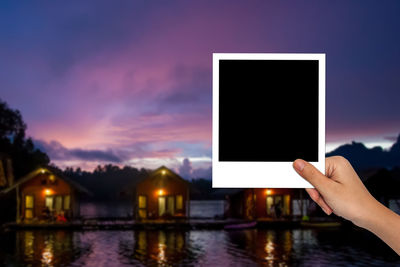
212, 53, 325, 188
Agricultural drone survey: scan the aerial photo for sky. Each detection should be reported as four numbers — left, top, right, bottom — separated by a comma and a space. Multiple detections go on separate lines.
1, 1, 400, 178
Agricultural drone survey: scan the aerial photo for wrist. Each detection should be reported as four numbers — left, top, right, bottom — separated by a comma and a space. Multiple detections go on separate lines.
351, 197, 383, 230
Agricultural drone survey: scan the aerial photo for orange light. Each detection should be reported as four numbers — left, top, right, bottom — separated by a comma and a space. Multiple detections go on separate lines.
44, 189, 52, 195
265, 189, 272, 195
158, 189, 164, 196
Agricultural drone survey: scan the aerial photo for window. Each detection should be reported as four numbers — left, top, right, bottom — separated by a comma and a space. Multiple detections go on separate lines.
25, 195, 34, 219
25, 195, 34, 208
138, 209, 147, 219
138, 195, 147, 219
167, 196, 175, 215
25, 209, 33, 219
45, 195, 71, 212
283, 195, 290, 215
45, 196, 54, 210
176, 195, 183, 210
266, 195, 290, 216
266, 196, 274, 215
55, 196, 63, 211
138, 195, 147, 209
64, 195, 70, 210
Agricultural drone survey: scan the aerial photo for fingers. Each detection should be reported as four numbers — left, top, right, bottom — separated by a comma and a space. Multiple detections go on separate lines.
305, 188, 333, 215
293, 159, 335, 194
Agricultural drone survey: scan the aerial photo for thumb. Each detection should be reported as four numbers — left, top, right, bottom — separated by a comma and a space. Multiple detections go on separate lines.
293, 159, 334, 193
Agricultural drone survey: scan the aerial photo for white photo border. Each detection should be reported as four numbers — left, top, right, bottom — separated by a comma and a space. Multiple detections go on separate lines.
212, 53, 325, 188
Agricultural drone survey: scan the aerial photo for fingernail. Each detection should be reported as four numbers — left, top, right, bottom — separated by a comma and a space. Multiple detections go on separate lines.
293, 159, 306, 172
322, 207, 331, 215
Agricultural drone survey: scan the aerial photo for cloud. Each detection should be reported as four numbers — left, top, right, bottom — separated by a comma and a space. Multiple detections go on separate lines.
179, 158, 192, 179
178, 157, 212, 180
384, 135, 399, 142
34, 139, 122, 163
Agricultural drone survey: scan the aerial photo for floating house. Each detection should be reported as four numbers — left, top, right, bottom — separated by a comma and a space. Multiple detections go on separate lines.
134, 166, 189, 220
227, 188, 298, 220
1, 166, 89, 222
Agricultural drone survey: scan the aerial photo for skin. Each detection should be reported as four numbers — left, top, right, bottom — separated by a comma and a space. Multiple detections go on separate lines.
293, 156, 400, 255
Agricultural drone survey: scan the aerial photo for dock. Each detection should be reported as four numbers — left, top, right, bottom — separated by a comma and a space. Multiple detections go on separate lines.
1, 218, 343, 231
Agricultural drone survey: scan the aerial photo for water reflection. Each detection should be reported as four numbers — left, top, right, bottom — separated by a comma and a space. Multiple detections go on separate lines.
226, 229, 298, 266
0, 228, 399, 266
120, 230, 201, 266
13, 230, 88, 267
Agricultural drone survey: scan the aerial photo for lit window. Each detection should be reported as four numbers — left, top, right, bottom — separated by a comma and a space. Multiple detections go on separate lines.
25, 195, 34, 209
138, 195, 147, 209
25, 195, 34, 219
45, 196, 53, 210
25, 209, 33, 219
64, 195, 70, 210
138, 209, 147, 219
176, 195, 183, 210
55, 196, 62, 211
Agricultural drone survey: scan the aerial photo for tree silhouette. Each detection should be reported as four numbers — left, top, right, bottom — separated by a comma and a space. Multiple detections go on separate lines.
0, 98, 49, 181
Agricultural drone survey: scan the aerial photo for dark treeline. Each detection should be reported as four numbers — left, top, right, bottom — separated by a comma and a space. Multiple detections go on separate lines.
62, 166, 219, 201
0, 98, 49, 179
63, 165, 150, 200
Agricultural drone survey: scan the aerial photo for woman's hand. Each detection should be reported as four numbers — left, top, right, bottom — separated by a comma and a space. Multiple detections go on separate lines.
293, 156, 377, 227
293, 156, 400, 255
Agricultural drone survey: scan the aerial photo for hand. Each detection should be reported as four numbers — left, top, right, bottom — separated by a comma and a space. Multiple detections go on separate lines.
293, 156, 378, 227
293, 156, 400, 255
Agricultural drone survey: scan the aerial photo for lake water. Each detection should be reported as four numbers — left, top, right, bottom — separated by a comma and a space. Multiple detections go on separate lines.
0, 228, 398, 266
1, 201, 399, 266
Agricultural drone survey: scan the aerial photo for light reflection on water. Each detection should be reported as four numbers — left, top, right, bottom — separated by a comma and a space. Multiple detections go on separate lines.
0, 229, 399, 266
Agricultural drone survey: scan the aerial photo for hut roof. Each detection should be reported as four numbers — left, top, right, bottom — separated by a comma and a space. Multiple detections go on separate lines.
137, 165, 189, 188
0, 165, 91, 195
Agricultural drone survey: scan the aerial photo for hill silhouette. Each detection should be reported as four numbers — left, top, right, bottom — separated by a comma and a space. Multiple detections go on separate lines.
327, 134, 400, 172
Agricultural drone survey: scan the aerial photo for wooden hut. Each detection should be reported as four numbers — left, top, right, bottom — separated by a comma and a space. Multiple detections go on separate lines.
1, 166, 89, 222
134, 166, 189, 220
227, 188, 297, 220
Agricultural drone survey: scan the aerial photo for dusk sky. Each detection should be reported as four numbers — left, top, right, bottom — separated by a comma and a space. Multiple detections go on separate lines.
1, 1, 400, 177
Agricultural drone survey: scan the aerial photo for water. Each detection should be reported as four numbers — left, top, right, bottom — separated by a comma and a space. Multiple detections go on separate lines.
0, 228, 398, 266
1, 201, 399, 266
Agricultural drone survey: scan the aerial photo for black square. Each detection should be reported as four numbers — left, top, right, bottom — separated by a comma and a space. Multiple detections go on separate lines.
218, 59, 319, 162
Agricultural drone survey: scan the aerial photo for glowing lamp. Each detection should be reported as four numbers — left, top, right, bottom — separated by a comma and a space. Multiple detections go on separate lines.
265, 189, 272, 195
41, 169, 45, 174
44, 189, 52, 195
158, 189, 164, 196
161, 170, 166, 175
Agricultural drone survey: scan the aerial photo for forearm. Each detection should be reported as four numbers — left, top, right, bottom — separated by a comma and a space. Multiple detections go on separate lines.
359, 200, 400, 255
